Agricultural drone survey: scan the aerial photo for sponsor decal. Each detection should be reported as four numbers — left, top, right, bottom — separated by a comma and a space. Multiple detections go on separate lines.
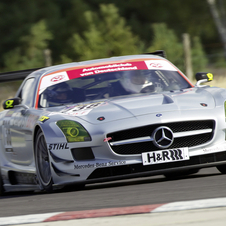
80, 63, 137, 76
202, 144, 226, 154
147, 149, 183, 162
82, 63, 133, 72
48, 143, 69, 151
142, 148, 189, 165
74, 164, 95, 169
66, 61, 148, 79
149, 63, 163, 68
145, 60, 177, 71
107, 161, 126, 166
39, 71, 69, 92
39, 116, 50, 122
50, 74, 65, 82
74, 160, 126, 169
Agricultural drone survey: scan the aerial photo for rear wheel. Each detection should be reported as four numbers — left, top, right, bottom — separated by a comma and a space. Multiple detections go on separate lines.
35, 129, 53, 192
216, 165, 226, 174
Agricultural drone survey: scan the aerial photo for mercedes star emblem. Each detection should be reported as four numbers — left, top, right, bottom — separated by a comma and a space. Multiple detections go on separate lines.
152, 126, 174, 149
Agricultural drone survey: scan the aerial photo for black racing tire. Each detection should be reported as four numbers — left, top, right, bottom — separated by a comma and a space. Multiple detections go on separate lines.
216, 165, 226, 174
164, 169, 200, 179
35, 129, 53, 192
0, 169, 5, 196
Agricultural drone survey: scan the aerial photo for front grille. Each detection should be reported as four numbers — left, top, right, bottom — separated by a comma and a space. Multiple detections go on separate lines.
108, 120, 215, 155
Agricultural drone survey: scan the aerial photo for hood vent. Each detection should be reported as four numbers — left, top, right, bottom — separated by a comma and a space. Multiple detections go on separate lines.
162, 94, 174, 104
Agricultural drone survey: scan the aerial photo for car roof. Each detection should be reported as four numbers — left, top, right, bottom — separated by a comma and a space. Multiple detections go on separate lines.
28, 54, 165, 80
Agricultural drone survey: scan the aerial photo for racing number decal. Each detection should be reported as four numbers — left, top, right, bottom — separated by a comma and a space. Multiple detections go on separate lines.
39, 116, 50, 122
61, 102, 105, 116
207, 73, 213, 81
5, 100, 14, 109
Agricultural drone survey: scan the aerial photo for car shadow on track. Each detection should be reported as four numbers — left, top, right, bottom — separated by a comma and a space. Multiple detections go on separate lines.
84, 172, 221, 191
61, 167, 222, 192
0, 168, 222, 197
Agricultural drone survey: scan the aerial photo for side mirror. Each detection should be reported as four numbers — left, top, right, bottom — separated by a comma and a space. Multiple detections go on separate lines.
195, 72, 213, 87
3, 97, 21, 109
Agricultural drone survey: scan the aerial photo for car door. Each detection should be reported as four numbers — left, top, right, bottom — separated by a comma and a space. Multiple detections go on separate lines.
2, 78, 39, 166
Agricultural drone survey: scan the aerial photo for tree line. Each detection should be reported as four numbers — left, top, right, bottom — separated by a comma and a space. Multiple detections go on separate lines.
0, 0, 223, 74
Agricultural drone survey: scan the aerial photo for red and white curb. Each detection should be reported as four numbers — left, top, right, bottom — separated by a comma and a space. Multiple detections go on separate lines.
1, 197, 226, 225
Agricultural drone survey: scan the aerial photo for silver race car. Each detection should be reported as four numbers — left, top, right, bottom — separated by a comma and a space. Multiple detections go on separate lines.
0, 51, 225, 194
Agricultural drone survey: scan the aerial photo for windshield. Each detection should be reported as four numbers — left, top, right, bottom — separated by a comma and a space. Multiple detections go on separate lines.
38, 69, 192, 108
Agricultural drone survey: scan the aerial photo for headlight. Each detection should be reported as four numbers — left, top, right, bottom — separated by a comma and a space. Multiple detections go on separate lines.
56, 120, 91, 142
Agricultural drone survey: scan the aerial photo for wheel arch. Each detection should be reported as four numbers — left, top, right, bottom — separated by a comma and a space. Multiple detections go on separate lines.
33, 126, 53, 191
33, 125, 42, 154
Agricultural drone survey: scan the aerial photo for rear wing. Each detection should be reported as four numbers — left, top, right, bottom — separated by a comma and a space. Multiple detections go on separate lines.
0, 68, 40, 83
145, 50, 166, 58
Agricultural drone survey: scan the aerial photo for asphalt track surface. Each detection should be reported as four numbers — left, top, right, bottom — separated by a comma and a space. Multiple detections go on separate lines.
1, 167, 226, 225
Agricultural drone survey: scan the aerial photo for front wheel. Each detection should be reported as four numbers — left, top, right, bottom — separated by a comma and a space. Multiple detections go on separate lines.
35, 129, 53, 192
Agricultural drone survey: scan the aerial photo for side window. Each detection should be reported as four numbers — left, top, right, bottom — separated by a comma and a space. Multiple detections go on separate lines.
20, 78, 35, 107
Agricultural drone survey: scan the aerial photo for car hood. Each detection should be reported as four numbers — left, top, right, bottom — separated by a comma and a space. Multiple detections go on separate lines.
60, 88, 215, 123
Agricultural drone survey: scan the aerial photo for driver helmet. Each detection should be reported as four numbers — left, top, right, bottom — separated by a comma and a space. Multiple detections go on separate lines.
46, 82, 74, 106
120, 70, 155, 93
